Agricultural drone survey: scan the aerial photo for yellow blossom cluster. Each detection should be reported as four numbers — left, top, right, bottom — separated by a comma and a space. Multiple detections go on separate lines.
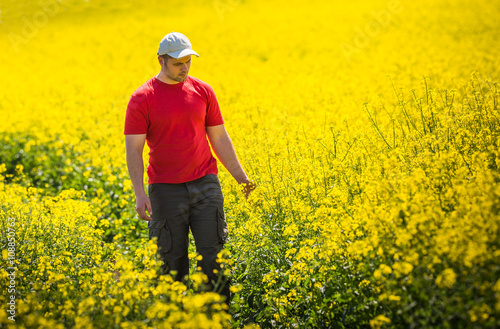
0, 176, 232, 328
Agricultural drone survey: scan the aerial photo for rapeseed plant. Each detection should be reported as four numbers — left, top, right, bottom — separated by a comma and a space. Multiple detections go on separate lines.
0, 178, 232, 328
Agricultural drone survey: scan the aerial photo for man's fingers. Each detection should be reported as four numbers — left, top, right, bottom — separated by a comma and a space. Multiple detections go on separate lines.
137, 202, 152, 221
146, 199, 153, 216
139, 210, 152, 221
136, 206, 146, 219
243, 182, 257, 199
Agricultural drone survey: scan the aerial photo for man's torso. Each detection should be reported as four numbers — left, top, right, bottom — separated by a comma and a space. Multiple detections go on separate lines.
124, 76, 224, 184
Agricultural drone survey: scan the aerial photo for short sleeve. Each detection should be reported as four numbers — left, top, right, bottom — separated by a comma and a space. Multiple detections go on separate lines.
124, 92, 149, 135
205, 86, 224, 127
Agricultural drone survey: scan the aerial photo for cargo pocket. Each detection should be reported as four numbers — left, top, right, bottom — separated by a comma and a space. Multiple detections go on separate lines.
148, 219, 172, 254
217, 208, 229, 244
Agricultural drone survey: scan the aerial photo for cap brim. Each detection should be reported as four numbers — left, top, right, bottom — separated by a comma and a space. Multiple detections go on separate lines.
166, 48, 200, 58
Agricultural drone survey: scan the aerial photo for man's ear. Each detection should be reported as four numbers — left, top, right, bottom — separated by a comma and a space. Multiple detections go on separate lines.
158, 56, 164, 66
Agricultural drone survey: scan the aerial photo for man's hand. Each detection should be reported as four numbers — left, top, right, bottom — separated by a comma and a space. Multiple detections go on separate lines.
241, 181, 257, 200
135, 194, 153, 221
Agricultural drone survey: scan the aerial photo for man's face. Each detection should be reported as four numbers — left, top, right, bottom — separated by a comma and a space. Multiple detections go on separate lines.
160, 55, 192, 83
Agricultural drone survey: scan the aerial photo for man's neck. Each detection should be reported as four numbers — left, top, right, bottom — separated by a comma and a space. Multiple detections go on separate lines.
156, 72, 181, 85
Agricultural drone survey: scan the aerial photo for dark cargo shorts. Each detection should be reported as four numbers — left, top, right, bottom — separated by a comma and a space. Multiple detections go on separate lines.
148, 174, 230, 299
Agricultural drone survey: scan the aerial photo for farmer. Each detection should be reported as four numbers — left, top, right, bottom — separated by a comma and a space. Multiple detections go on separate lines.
124, 32, 254, 303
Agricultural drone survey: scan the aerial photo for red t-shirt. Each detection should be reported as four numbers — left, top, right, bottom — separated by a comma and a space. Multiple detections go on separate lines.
124, 76, 224, 184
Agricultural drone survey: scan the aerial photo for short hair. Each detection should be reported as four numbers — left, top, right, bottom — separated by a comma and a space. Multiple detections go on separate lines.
160, 54, 174, 63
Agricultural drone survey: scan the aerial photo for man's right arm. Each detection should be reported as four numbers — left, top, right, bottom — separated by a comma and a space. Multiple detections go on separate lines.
125, 134, 152, 221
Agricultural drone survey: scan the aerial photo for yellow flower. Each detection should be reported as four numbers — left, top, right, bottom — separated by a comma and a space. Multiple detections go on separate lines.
388, 295, 401, 301
370, 315, 391, 329
436, 268, 457, 289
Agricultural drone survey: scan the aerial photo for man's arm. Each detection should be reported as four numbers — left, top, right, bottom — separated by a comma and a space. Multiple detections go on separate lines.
206, 124, 255, 198
125, 134, 152, 221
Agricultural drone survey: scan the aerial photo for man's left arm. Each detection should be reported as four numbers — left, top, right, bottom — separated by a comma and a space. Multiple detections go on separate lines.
206, 124, 255, 198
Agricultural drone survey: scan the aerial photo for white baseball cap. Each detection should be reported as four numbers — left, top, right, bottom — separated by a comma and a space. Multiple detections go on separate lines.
157, 32, 199, 58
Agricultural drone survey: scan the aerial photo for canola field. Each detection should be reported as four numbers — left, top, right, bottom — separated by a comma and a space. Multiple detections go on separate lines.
1, 0, 500, 327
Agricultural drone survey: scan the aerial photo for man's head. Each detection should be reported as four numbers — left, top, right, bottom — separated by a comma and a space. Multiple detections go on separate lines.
158, 54, 192, 84
157, 32, 199, 84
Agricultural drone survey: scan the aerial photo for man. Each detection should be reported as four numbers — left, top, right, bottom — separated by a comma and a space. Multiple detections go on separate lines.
124, 32, 254, 303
